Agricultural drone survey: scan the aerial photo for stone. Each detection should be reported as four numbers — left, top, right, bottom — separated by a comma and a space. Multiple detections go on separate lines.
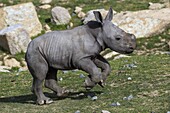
123, 94, 133, 100
127, 77, 132, 81
103, 51, 119, 59
78, 12, 86, 18
114, 54, 130, 60
149, 2, 165, 10
91, 96, 98, 101
74, 6, 82, 14
44, 24, 51, 31
51, 6, 71, 25
75, 110, 81, 113
21, 60, 27, 67
4, 58, 21, 68
40, 0, 52, 4
110, 102, 121, 106
0, 2, 42, 37
69, 22, 73, 28
0, 3, 4, 7
0, 24, 31, 55
101, 110, 111, 113
39, 4, 51, 9
83, 9, 117, 24
0, 66, 11, 72
79, 74, 85, 78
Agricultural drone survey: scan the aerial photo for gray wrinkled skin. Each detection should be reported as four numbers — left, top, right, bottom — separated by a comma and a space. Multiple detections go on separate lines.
25, 8, 136, 105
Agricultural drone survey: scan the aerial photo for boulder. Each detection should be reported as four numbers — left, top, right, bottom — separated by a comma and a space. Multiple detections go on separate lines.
0, 2, 42, 37
0, 24, 31, 55
112, 8, 170, 38
83, 8, 170, 38
51, 6, 71, 25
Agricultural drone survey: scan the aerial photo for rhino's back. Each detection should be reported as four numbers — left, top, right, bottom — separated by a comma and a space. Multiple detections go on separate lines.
37, 31, 76, 69
27, 26, 99, 70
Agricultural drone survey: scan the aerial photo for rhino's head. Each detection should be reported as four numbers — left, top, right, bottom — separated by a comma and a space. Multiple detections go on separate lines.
93, 8, 136, 54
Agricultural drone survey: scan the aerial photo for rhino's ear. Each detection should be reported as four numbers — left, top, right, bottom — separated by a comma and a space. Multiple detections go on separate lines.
93, 11, 103, 24
105, 7, 113, 21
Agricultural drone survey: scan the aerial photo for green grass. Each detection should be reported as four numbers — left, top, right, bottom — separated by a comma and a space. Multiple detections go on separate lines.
0, 54, 170, 113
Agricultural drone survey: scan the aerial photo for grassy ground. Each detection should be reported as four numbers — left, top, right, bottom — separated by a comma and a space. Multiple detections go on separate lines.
0, 0, 170, 113
0, 54, 170, 113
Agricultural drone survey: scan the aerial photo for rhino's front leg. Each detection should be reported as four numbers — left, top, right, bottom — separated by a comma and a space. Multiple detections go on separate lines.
93, 55, 111, 84
77, 58, 103, 89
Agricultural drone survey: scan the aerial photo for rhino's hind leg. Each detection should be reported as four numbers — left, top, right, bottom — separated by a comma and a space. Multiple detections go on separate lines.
27, 53, 53, 105
45, 67, 68, 97
32, 78, 53, 105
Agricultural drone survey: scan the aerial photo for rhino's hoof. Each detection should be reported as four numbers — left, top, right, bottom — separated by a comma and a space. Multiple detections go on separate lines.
36, 98, 53, 105
83, 77, 96, 90
57, 89, 69, 97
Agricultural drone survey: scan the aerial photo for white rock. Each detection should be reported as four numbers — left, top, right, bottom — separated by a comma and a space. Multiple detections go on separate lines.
51, 6, 71, 25
69, 22, 73, 28
101, 110, 111, 113
39, 4, 51, 9
4, 58, 21, 68
40, 0, 52, 4
114, 54, 130, 60
91, 96, 98, 101
75, 6, 82, 14
75, 110, 81, 113
44, 24, 51, 31
103, 51, 119, 59
112, 8, 170, 38
149, 2, 165, 10
0, 24, 31, 55
127, 77, 132, 81
78, 12, 86, 18
0, 66, 11, 72
0, 2, 42, 37
0, 3, 4, 7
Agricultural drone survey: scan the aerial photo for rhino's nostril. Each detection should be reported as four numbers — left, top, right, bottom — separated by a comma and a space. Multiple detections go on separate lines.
129, 46, 134, 50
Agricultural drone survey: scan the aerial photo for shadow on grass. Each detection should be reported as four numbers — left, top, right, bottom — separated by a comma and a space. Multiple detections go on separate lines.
0, 91, 103, 105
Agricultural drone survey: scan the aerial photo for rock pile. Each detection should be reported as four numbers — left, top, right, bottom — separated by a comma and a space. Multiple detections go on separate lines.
0, 54, 28, 72
39, 0, 52, 9
74, 6, 86, 18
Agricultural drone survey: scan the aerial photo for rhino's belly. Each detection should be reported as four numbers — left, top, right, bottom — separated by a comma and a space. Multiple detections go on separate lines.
47, 54, 75, 70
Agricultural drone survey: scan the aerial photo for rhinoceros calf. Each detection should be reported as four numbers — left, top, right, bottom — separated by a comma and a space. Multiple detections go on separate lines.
25, 8, 136, 105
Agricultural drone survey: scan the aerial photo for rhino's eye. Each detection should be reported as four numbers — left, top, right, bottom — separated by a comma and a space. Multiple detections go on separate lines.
115, 36, 121, 41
